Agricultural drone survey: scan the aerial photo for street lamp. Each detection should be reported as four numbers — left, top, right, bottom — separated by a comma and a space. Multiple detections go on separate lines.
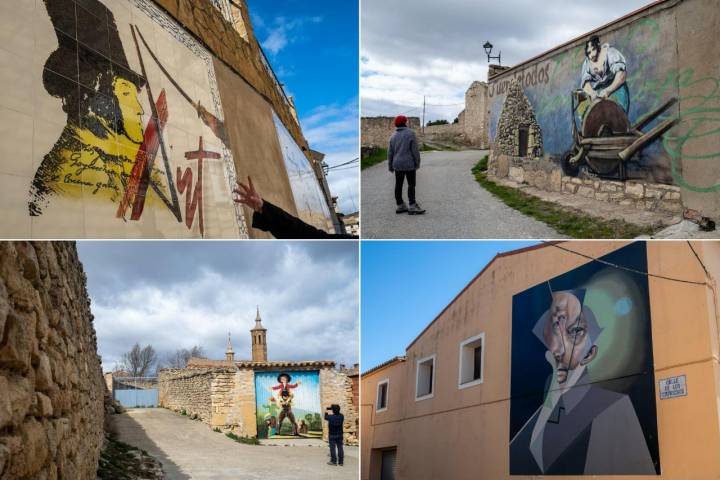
483, 41, 501, 66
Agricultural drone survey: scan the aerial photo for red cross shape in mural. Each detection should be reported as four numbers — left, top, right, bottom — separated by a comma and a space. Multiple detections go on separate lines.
177, 136, 221, 237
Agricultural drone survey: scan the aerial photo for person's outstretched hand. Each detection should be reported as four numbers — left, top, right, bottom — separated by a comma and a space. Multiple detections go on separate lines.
233, 176, 264, 212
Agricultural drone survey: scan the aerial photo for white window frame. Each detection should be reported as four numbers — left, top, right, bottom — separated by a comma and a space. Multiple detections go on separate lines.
458, 333, 485, 389
376, 378, 389, 413
415, 354, 436, 401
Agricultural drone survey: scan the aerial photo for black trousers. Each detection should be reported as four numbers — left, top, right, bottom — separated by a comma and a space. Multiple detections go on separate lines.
329, 436, 344, 464
394, 170, 417, 205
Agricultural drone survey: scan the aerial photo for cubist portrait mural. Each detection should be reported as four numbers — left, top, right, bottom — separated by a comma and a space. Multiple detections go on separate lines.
255, 371, 323, 439
509, 242, 660, 475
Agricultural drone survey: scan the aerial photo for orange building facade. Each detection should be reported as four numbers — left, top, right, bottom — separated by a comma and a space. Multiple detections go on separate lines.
361, 241, 720, 480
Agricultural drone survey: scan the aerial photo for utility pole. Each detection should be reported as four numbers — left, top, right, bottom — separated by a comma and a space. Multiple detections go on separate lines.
422, 96, 426, 134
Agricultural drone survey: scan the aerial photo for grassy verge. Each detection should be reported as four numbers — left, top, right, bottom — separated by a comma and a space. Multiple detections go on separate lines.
225, 431, 261, 445
361, 147, 387, 170
471, 156, 660, 238
362, 144, 440, 170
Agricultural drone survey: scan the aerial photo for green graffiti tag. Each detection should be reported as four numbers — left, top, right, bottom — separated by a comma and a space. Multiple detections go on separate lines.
661, 70, 720, 191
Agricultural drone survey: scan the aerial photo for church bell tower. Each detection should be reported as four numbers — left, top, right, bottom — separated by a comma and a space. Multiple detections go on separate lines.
225, 332, 234, 362
251, 306, 267, 362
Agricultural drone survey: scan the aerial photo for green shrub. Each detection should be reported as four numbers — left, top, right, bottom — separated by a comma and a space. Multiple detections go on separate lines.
225, 432, 260, 445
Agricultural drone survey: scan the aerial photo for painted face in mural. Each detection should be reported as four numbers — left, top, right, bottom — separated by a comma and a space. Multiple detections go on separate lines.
585, 37, 601, 62
542, 292, 598, 384
112, 77, 145, 144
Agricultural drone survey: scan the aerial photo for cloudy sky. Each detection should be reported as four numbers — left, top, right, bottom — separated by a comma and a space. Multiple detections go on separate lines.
77, 241, 358, 373
361, 0, 656, 123
248, 0, 359, 214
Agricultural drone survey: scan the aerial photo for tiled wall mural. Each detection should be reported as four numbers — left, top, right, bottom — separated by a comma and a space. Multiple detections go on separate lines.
272, 112, 334, 232
1, 0, 251, 237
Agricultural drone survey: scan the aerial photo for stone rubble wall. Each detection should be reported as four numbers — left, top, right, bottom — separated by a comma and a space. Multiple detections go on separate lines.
494, 79, 543, 157
319, 367, 359, 445
158, 368, 216, 422
0, 242, 105, 480
489, 154, 683, 214
464, 81, 490, 148
423, 122, 468, 146
211, 369, 257, 437
361, 117, 421, 148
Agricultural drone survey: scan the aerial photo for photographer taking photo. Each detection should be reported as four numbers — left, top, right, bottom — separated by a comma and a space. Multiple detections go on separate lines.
324, 404, 344, 466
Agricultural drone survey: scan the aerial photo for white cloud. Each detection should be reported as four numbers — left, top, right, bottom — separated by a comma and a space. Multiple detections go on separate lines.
300, 100, 359, 214
78, 242, 359, 373
260, 15, 325, 56
263, 29, 288, 55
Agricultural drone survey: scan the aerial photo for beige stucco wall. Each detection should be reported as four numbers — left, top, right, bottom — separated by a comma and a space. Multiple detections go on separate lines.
361, 241, 720, 480
674, 0, 720, 218
213, 58, 298, 239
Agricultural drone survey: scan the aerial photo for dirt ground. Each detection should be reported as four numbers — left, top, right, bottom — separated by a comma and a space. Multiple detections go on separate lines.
110, 409, 358, 480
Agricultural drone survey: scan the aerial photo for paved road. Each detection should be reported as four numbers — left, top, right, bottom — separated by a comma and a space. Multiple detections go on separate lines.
361, 150, 561, 239
111, 409, 358, 480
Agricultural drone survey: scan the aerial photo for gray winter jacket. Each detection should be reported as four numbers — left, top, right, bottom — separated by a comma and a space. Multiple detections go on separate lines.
388, 127, 421, 171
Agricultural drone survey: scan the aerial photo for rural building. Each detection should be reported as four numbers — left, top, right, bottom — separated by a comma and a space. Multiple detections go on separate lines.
361, 240, 720, 479
159, 307, 359, 443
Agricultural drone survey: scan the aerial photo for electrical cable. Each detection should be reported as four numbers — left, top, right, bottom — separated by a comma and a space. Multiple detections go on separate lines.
545, 242, 708, 286
687, 241, 711, 280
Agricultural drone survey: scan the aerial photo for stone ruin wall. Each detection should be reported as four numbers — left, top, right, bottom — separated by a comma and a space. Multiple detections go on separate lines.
211, 369, 256, 437
363, 81, 490, 149
0, 242, 105, 480
159, 367, 257, 436
464, 81, 489, 148
158, 368, 215, 423
361, 117, 421, 148
159, 366, 359, 443
423, 122, 465, 139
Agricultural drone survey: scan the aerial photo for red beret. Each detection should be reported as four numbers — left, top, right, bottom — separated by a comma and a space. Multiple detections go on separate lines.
394, 115, 407, 127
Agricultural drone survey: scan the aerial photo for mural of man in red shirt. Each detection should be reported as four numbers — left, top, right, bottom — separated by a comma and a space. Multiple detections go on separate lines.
270, 373, 302, 435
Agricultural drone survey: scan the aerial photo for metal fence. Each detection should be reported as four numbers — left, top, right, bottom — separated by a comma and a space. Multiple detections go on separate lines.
113, 376, 159, 408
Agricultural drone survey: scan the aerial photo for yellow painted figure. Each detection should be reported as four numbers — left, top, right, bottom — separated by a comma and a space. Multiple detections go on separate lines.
29, 0, 166, 216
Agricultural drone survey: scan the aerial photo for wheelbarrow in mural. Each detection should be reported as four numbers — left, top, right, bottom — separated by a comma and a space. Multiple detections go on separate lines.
561, 89, 679, 180
560, 35, 679, 180
28, 0, 242, 238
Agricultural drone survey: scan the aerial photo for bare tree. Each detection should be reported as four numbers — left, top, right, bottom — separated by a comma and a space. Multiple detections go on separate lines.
162, 346, 206, 369
120, 343, 158, 377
